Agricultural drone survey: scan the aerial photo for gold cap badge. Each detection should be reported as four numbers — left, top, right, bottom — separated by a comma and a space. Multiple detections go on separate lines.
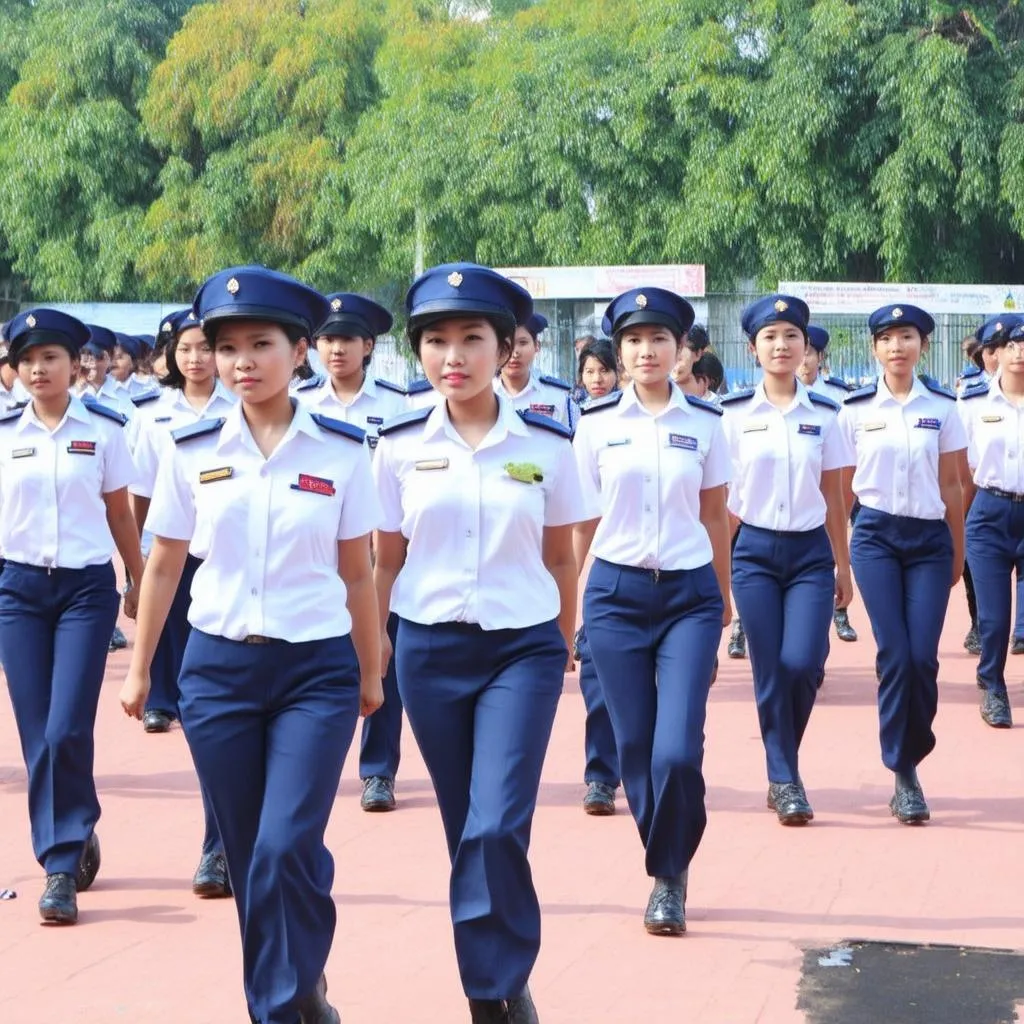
635, 293, 648, 309
331, 298, 342, 311
186, 311, 196, 321
226, 277, 240, 295
25, 314, 36, 328
996, 321, 1003, 332
161, 321, 172, 333
774, 299, 788, 313
892, 307, 903, 319
447, 272, 463, 288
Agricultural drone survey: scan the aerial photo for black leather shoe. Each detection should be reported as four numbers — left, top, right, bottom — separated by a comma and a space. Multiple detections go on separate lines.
727, 619, 746, 659
192, 851, 232, 898
1013, 636, 1024, 656
506, 986, 539, 1024
643, 873, 686, 936
963, 626, 982, 655
833, 608, 857, 642
143, 709, 174, 733
108, 625, 127, 652
39, 873, 78, 924
469, 999, 508, 1023
571, 625, 584, 662
360, 775, 396, 812
583, 781, 616, 816
709, 654, 719, 687
76, 831, 101, 892
889, 770, 930, 825
766, 782, 813, 825
297, 974, 339, 1024
981, 690, 1013, 728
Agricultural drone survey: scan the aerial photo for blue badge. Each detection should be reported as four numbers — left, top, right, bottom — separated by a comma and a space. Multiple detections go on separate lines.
798, 423, 822, 436
915, 417, 941, 430
668, 433, 698, 451
366, 416, 384, 425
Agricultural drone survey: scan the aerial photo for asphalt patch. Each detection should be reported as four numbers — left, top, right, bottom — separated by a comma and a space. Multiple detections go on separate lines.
799, 941, 1024, 1024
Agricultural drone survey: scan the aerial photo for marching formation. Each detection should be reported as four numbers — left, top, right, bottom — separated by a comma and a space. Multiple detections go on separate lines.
1, 264, 1021, 1024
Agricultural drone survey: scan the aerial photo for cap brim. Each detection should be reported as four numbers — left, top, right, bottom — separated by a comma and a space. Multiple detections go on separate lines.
612, 310, 686, 336
201, 304, 311, 334
315, 313, 375, 339
408, 299, 516, 333
10, 332, 82, 366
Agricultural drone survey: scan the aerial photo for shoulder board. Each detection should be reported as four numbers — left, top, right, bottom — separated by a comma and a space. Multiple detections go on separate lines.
580, 391, 623, 415
294, 374, 325, 393
131, 390, 162, 407
378, 407, 432, 437
539, 374, 571, 391
517, 408, 573, 438
720, 388, 755, 405
959, 366, 982, 380
81, 396, 128, 426
310, 413, 365, 443
374, 378, 406, 396
171, 418, 225, 445
823, 375, 855, 392
684, 393, 724, 416
919, 374, 955, 400
844, 382, 878, 405
959, 381, 990, 400
405, 378, 433, 395
0, 406, 24, 424
808, 392, 840, 411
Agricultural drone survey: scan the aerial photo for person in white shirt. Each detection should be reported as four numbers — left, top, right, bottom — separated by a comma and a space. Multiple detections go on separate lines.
837, 303, 966, 825
120, 266, 382, 1024
373, 263, 582, 1024
91, 332, 153, 418
0, 321, 31, 409
0, 309, 144, 926
494, 312, 576, 429
573, 287, 732, 937
721, 296, 854, 826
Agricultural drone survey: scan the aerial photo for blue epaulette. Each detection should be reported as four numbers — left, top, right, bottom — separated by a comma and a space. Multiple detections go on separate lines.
580, 392, 623, 415
172, 418, 225, 445
0, 406, 24, 425
539, 373, 571, 391
405, 378, 433, 396
808, 392, 840, 411
959, 381, 990, 400
823, 375, 855, 392
720, 388, 755, 405
959, 366, 982, 380
918, 374, 956, 400
378, 407, 431, 437
131, 389, 162, 407
684, 393, 724, 416
311, 413, 365, 443
375, 378, 406, 396
517, 408, 573, 438
81, 395, 128, 426
294, 374, 325, 393
844, 382, 878, 405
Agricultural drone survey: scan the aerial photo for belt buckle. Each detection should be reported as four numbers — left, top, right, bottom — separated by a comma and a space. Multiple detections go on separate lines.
242, 634, 272, 645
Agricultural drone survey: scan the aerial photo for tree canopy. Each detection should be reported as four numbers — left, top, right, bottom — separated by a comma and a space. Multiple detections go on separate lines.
0, 0, 1021, 301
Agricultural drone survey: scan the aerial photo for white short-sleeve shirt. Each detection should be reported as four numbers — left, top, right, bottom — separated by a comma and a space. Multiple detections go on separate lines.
494, 374, 575, 430
722, 380, 854, 531
958, 379, 1024, 493
0, 396, 135, 567
837, 376, 967, 520
573, 382, 731, 571
373, 395, 584, 630
147, 400, 381, 642
295, 374, 407, 453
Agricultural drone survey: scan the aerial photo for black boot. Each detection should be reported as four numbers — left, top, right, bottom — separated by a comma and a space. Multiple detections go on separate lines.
192, 851, 232, 898
833, 607, 858, 642
297, 974, 339, 1024
469, 999, 508, 1023
890, 769, 929, 825
39, 873, 78, 924
76, 831, 101, 892
643, 873, 687, 935
767, 781, 814, 825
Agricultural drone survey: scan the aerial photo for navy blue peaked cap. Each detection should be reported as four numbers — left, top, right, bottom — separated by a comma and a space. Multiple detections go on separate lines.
7, 308, 91, 366
195, 266, 330, 336
868, 304, 934, 337
316, 293, 394, 340
741, 295, 810, 338
405, 263, 533, 333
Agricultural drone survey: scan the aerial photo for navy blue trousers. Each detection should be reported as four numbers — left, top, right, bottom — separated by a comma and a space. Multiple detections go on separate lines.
851, 508, 952, 772
359, 613, 402, 780
0, 561, 119, 874
732, 526, 834, 784
395, 617, 565, 1000
576, 624, 620, 787
967, 489, 1024, 693
584, 559, 723, 878
178, 631, 360, 1024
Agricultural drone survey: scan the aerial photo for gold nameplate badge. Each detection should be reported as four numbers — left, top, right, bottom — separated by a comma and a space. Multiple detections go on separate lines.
199, 466, 235, 484
981, 415, 1004, 423
415, 458, 450, 472
742, 422, 769, 433
11, 447, 35, 459
863, 421, 886, 432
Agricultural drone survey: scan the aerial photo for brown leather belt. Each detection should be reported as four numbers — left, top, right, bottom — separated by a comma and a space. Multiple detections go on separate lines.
242, 635, 275, 645
983, 486, 1024, 504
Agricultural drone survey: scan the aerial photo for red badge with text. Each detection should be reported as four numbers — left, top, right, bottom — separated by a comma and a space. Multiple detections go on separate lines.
291, 474, 336, 497
67, 440, 97, 455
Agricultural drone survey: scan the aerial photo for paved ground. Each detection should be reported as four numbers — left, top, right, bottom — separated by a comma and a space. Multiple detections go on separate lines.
2, 584, 1023, 1023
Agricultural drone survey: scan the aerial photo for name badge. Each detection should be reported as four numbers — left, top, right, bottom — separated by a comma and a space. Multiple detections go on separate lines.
154, 416, 172, 423
798, 423, 822, 436
291, 473, 336, 497
67, 440, 96, 455
415, 458, 449, 471
529, 403, 556, 416
199, 466, 234, 484
668, 433, 698, 451
863, 421, 886, 432
915, 417, 941, 430
366, 416, 384, 425
606, 438, 631, 447
742, 422, 769, 433
11, 447, 35, 459
981, 415, 1004, 424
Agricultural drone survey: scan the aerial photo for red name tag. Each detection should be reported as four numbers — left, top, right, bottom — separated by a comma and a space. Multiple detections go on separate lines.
529, 404, 556, 415
293, 474, 335, 497
67, 440, 96, 455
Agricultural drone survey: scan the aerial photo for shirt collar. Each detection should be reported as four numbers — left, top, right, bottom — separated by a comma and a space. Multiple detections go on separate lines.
619, 380, 691, 417
423, 392, 528, 448
17, 393, 91, 434
876, 374, 929, 406
170, 380, 235, 415
217, 398, 322, 455
750, 379, 813, 413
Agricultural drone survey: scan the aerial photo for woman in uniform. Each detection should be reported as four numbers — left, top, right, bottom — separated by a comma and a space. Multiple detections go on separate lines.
495, 312, 575, 429
721, 296, 854, 825
0, 309, 144, 925
837, 304, 966, 823
573, 287, 731, 936
958, 318, 1024, 728
373, 263, 583, 1024
120, 266, 383, 1024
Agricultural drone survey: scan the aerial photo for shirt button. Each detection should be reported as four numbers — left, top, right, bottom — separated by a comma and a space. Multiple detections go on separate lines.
250, 587, 258, 596
644, 504, 653, 512
465, 530, 473, 538
778, 503, 785, 511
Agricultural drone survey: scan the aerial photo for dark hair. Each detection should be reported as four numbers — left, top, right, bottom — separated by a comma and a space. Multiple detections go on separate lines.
408, 314, 514, 364
113, 343, 139, 373
159, 327, 213, 390
686, 324, 710, 352
577, 338, 618, 382
316, 331, 375, 369
574, 334, 597, 350
693, 351, 724, 393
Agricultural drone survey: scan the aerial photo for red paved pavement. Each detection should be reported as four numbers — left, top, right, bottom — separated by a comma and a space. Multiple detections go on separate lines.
2, 586, 1024, 1023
